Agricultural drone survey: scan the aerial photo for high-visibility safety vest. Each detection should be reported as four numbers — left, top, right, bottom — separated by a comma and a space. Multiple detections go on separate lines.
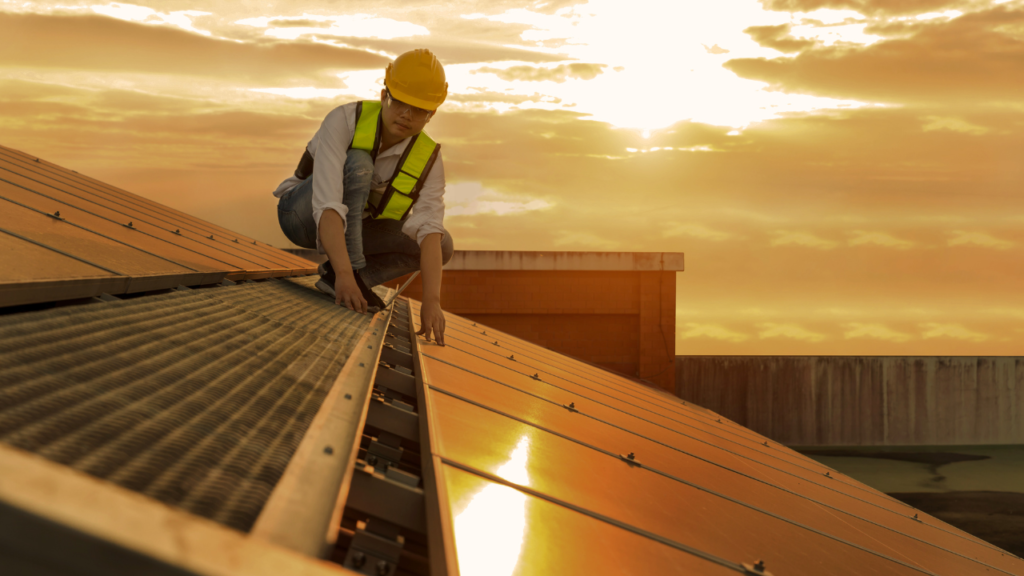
294, 101, 441, 221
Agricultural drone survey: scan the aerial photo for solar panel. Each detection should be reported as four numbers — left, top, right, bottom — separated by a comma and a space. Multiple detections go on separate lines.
409, 300, 1023, 576
0, 145, 315, 307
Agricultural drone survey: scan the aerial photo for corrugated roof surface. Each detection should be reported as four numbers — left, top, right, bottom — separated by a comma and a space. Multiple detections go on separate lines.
0, 276, 372, 532
0, 144, 316, 308
408, 300, 1024, 576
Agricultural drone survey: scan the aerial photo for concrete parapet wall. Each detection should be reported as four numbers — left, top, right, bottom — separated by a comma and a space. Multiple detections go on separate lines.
676, 356, 1024, 446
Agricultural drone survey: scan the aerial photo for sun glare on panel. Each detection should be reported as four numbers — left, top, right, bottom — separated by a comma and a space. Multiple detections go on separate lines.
453, 436, 531, 576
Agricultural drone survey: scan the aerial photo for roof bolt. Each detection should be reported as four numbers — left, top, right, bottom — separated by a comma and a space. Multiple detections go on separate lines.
532, 373, 540, 380
482, 330, 487, 335
35, 158, 40, 162
174, 229, 180, 234
753, 560, 766, 572
627, 452, 635, 460
763, 441, 769, 447
717, 418, 722, 423
323, 445, 334, 455
54, 211, 61, 218
376, 560, 390, 575
472, 322, 477, 326
913, 513, 919, 520
825, 471, 831, 478
233, 238, 239, 243
127, 221, 133, 227
208, 235, 214, 240
569, 402, 575, 410
508, 354, 515, 360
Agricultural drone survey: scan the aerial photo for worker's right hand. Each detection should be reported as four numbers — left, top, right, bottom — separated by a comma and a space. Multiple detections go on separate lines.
335, 270, 368, 313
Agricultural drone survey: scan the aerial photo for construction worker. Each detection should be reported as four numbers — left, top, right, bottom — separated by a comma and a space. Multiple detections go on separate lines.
274, 49, 453, 344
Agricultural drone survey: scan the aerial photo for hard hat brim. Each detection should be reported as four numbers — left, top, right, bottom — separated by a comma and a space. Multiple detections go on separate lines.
387, 84, 443, 111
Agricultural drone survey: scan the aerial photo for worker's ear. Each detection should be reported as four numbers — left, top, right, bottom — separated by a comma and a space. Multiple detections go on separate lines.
380, 88, 387, 104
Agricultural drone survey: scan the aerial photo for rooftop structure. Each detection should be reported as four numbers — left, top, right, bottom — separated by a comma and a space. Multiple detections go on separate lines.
1, 144, 1020, 576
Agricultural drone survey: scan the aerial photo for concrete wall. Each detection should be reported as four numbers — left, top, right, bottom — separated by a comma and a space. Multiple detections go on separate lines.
389, 269, 678, 392
676, 356, 1024, 446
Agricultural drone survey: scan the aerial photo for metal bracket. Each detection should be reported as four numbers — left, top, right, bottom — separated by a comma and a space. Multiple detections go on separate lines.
367, 398, 419, 441
348, 463, 426, 533
374, 365, 416, 397
343, 519, 404, 576
380, 344, 413, 371
742, 561, 774, 576
618, 453, 642, 468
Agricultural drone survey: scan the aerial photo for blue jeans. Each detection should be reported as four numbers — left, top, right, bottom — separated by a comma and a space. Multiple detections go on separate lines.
277, 149, 454, 287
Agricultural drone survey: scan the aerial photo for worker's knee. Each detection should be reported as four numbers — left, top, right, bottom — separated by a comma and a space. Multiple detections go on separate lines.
441, 230, 454, 265
345, 149, 374, 177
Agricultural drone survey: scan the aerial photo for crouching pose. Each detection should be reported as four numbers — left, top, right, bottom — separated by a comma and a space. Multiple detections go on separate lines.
273, 49, 453, 344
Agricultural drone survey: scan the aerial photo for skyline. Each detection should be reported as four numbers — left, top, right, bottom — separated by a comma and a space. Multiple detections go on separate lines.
1, 0, 1022, 355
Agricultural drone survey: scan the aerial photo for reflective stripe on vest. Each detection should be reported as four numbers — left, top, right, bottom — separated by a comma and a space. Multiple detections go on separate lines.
350, 101, 440, 221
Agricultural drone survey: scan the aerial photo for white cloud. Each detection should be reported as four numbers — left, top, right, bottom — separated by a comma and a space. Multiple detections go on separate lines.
843, 323, 912, 342
948, 231, 1015, 250
770, 230, 838, 249
236, 13, 428, 40
848, 230, 915, 249
445, 182, 552, 218
552, 230, 620, 250
90, 3, 212, 36
920, 323, 990, 342
921, 116, 989, 135
757, 323, 826, 342
662, 222, 733, 241
678, 323, 750, 342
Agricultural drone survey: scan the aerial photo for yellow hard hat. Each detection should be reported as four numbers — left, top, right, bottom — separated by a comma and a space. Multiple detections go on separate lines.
385, 49, 447, 111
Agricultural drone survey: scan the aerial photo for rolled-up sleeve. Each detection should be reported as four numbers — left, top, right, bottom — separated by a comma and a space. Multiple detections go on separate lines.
401, 154, 446, 245
310, 105, 356, 252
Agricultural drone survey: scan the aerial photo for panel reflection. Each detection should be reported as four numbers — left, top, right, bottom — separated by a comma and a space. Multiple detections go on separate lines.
453, 436, 531, 576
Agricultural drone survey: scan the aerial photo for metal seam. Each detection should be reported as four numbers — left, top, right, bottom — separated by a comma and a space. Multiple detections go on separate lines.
0, 226, 123, 276
426, 385, 1010, 576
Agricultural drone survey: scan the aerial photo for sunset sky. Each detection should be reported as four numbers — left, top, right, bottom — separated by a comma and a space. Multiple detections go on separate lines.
2, 0, 1022, 355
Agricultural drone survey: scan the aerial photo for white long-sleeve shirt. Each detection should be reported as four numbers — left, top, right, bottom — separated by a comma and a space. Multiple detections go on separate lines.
273, 101, 446, 251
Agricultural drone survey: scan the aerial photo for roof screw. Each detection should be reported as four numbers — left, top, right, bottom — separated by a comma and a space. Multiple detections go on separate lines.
627, 452, 635, 460
482, 330, 487, 335
323, 445, 334, 455
763, 441, 769, 447
54, 211, 61, 218
825, 471, 831, 478
569, 402, 575, 410
209, 235, 214, 240
913, 513, 919, 520
253, 240, 257, 244
717, 418, 722, 423
127, 221, 133, 227
233, 238, 239, 243
508, 354, 515, 360
174, 229, 180, 234
532, 373, 540, 380
376, 560, 389, 575
494, 340, 499, 346
35, 158, 40, 162
753, 560, 766, 572
472, 322, 477, 326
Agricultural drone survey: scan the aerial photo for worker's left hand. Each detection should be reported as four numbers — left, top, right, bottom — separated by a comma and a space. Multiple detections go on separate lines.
417, 300, 446, 346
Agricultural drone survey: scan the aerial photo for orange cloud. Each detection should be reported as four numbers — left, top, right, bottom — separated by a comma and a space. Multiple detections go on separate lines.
726, 4, 1024, 105
759, 0, 972, 16
471, 63, 608, 83
744, 24, 817, 53
0, 12, 386, 82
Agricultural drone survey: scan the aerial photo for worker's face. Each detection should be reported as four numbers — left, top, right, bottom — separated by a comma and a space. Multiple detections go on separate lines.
380, 88, 434, 140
